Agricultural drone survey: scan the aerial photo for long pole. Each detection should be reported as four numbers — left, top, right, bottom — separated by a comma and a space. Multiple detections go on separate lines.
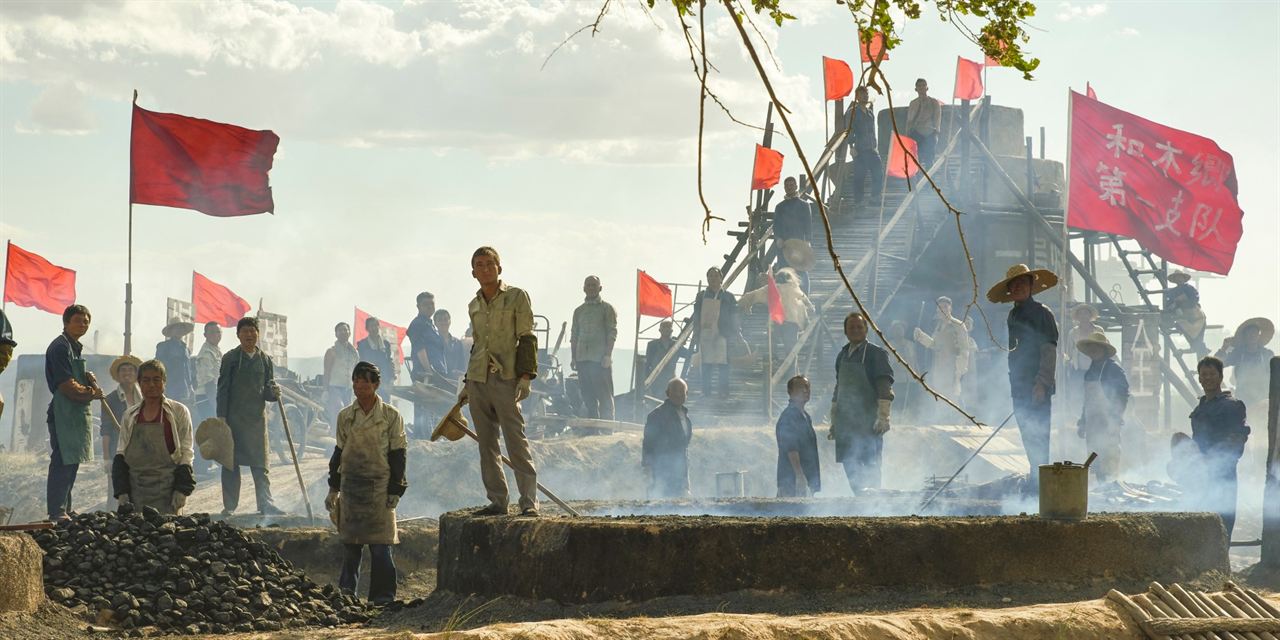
124, 90, 137, 356
276, 398, 315, 524
765, 318, 773, 419
631, 270, 642, 421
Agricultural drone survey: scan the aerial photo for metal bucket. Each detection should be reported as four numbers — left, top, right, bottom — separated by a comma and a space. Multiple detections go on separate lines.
715, 471, 747, 498
1039, 460, 1090, 520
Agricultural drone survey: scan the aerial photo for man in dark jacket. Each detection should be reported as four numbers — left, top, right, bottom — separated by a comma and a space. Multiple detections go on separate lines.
357, 316, 397, 402
155, 318, 196, 406
643, 378, 693, 498
1190, 356, 1250, 539
845, 85, 883, 206
692, 267, 737, 399
829, 313, 894, 493
777, 375, 820, 497
645, 320, 689, 394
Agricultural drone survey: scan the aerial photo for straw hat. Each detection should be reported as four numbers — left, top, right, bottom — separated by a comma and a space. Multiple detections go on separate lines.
781, 239, 816, 272
1071, 304, 1099, 322
195, 417, 235, 468
109, 355, 143, 383
162, 318, 195, 339
1075, 331, 1116, 359
986, 264, 1059, 303
431, 399, 469, 442
1235, 317, 1276, 345
1167, 271, 1192, 285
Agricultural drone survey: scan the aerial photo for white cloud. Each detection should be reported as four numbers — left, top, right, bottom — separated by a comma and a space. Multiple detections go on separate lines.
14, 80, 96, 135
1055, 2, 1108, 22
1118, 27, 1141, 37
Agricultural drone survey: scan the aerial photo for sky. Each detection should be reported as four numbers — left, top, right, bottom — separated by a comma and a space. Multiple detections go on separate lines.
1, 0, 1277, 364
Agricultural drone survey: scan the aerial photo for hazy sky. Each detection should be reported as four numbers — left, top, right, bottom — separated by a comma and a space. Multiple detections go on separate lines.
2, 0, 1277, 362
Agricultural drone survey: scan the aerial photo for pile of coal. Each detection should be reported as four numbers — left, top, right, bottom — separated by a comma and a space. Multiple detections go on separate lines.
31, 506, 375, 634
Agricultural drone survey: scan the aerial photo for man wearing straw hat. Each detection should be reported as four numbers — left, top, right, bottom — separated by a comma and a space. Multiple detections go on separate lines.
1075, 332, 1129, 483
1215, 317, 1276, 410
987, 264, 1060, 492
102, 355, 142, 507
156, 318, 196, 407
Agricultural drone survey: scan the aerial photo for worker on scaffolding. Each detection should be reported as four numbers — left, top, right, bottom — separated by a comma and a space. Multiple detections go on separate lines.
772, 176, 815, 293
987, 264, 1059, 494
572, 275, 618, 420
1074, 332, 1129, 483
844, 86, 883, 208
1215, 317, 1275, 412
692, 266, 737, 400
912, 296, 970, 422
1162, 271, 1208, 357
829, 312, 894, 493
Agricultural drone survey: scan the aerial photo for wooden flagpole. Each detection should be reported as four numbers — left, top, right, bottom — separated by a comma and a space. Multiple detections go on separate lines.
124, 90, 138, 356
631, 270, 642, 420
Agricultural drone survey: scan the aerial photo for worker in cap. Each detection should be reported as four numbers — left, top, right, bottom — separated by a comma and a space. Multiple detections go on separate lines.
1214, 317, 1275, 410
1074, 332, 1129, 483
112, 359, 196, 514
325, 360, 408, 604
987, 264, 1059, 493
912, 296, 970, 422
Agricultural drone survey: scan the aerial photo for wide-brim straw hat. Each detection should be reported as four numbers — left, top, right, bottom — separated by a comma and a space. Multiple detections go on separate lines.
431, 399, 469, 442
109, 355, 143, 383
1236, 317, 1276, 345
1168, 271, 1192, 284
781, 239, 816, 272
162, 318, 195, 339
1071, 304, 1098, 322
986, 264, 1059, 303
1076, 331, 1117, 359
196, 417, 235, 468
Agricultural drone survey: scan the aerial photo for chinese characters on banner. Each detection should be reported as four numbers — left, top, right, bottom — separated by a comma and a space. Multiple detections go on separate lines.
1067, 91, 1244, 275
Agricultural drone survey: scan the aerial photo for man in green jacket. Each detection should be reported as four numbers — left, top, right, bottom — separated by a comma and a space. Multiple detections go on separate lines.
216, 316, 283, 516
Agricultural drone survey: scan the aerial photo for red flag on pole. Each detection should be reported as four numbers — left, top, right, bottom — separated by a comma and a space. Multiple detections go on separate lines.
3, 242, 76, 314
131, 104, 280, 217
886, 133, 922, 178
751, 144, 784, 191
822, 56, 853, 101
1086, 82, 1098, 100
953, 56, 984, 100
766, 274, 785, 325
1067, 90, 1244, 274
354, 307, 408, 363
637, 270, 673, 318
859, 32, 888, 64
192, 272, 252, 327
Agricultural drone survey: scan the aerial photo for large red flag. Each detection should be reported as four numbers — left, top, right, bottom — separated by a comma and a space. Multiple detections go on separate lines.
822, 56, 853, 101
953, 56, 984, 100
751, 144, 784, 191
1067, 90, 1243, 274
859, 32, 888, 64
3, 242, 76, 314
354, 307, 408, 363
766, 274, 785, 325
192, 272, 252, 327
637, 270, 673, 318
886, 133, 922, 178
131, 104, 280, 217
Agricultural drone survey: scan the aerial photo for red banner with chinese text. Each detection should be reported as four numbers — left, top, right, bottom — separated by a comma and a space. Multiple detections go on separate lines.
1067, 91, 1243, 275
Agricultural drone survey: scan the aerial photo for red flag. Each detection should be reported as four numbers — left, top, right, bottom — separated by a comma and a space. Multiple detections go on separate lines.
859, 32, 888, 64
131, 104, 280, 217
751, 144, 784, 191
192, 272, 252, 327
1067, 90, 1243, 274
637, 270, 673, 318
886, 133, 922, 178
3, 242, 76, 314
983, 37, 1007, 66
953, 56, 984, 100
1086, 82, 1097, 100
354, 307, 408, 363
822, 56, 853, 101
766, 274, 785, 325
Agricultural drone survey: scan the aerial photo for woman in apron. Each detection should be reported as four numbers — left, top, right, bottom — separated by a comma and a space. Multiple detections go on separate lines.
1074, 332, 1129, 482
112, 360, 196, 514
325, 361, 408, 603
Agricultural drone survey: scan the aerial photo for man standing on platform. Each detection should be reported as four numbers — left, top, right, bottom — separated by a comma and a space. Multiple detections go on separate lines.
324, 322, 361, 433
45, 305, 104, 522
461, 246, 540, 516
357, 317, 396, 402
645, 320, 689, 394
829, 312, 894, 493
846, 86, 883, 207
692, 267, 737, 399
192, 322, 223, 475
572, 275, 617, 420
434, 309, 468, 379
906, 78, 942, 170
216, 316, 284, 516
987, 264, 1059, 492
156, 318, 196, 408
407, 292, 445, 436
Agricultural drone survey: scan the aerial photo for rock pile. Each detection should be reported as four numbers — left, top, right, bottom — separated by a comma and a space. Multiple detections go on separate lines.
31, 505, 375, 634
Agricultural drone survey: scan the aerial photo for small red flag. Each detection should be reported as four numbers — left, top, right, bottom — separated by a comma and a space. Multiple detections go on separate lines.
637, 270, 674, 318
859, 32, 888, 64
766, 274, 785, 325
751, 144, 784, 191
131, 104, 280, 217
1086, 82, 1097, 100
822, 56, 853, 101
354, 307, 408, 364
3, 242, 76, 314
192, 272, 252, 327
953, 56, 984, 101
886, 133, 922, 178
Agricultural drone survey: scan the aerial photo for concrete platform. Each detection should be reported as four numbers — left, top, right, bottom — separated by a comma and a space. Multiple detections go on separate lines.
437, 511, 1227, 603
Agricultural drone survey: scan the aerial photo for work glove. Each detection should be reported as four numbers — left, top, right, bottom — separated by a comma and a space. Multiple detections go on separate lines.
324, 490, 340, 512
117, 493, 132, 506
515, 377, 532, 402
386, 495, 400, 509
872, 399, 891, 435
172, 492, 187, 513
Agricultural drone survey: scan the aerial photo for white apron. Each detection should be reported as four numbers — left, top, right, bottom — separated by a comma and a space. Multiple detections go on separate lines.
699, 297, 728, 366
338, 409, 398, 545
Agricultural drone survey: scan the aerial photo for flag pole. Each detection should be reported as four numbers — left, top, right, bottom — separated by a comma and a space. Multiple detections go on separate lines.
3, 240, 10, 312
1059, 88, 1075, 433
631, 270, 642, 421
124, 90, 138, 355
